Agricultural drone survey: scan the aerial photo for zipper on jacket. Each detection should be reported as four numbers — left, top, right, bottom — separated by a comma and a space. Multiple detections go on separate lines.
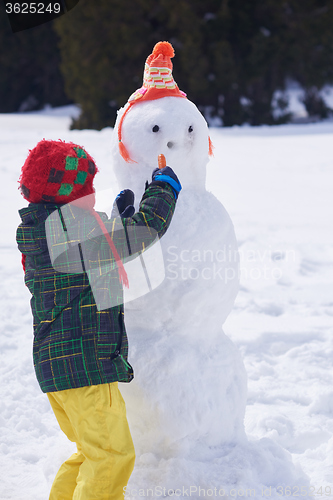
58, 208, 67, 232
58, 208, 86, 274
110, 310, 124, 360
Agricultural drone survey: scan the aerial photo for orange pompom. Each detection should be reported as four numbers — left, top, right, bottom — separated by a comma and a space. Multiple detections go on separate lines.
152, 41, 175, 58
208, 136, 214, 157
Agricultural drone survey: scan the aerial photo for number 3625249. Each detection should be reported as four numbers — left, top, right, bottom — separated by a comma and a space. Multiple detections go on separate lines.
5, 3, 61, 14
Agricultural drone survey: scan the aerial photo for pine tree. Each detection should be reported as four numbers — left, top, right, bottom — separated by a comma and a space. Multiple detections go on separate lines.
0, 4, 70, 112
54, 0, 162, 128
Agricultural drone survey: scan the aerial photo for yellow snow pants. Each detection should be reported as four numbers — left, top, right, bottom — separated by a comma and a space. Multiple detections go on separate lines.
47, 382, 135, 500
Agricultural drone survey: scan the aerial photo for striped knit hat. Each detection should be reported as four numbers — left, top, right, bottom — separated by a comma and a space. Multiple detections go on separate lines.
19, 139, 97, 204
118, 41, 187, 163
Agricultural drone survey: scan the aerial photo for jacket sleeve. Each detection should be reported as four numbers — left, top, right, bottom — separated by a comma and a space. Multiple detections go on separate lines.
47, 180, 177, 279
120, 180, 176, 256
66, 180, 176, 274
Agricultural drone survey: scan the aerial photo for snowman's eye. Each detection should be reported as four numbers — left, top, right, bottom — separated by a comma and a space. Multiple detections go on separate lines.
188, 126, 193, 133
152, 125, 160, 132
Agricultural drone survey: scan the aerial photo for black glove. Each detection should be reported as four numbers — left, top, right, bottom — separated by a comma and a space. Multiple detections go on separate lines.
115, 189, 135, 218
151, 167, 182, 199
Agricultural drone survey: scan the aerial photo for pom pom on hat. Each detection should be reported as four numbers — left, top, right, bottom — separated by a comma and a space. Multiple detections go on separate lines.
19, 139, 98, 204
152, 41, 175, 58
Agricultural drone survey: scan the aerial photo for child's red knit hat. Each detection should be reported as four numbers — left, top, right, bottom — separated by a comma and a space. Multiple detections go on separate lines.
19, 139, 98, 204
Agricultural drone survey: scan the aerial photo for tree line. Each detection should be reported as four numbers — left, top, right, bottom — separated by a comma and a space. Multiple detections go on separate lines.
1, 0, 333, 128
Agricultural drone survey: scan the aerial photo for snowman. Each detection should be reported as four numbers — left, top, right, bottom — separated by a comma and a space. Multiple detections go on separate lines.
110, 42, 247, 461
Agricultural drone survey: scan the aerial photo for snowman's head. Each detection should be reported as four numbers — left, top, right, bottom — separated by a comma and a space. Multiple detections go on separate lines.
110, 41, 213, 201
111, 96, 210, 199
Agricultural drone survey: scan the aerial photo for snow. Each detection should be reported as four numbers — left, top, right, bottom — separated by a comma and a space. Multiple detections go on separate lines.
0, 106, 333, 498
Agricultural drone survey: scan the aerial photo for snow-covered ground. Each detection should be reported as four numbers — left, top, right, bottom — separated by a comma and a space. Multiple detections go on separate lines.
0, 107, 332, 499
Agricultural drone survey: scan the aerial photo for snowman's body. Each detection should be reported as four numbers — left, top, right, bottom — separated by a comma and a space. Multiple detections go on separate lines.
111, 96, 247, 459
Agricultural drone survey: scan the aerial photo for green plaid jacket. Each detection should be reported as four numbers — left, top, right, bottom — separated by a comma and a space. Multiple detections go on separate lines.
16, 182, 176, 393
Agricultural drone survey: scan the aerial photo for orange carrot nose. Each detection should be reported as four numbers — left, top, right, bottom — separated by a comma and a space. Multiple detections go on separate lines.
158, 154, 166, 169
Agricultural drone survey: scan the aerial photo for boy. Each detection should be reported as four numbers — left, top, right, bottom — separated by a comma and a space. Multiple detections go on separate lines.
16, 139, 181, 499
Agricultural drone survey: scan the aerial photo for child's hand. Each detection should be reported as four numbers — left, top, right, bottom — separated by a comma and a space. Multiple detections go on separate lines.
151, 166, 182, 199
114, 189, 135, 218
